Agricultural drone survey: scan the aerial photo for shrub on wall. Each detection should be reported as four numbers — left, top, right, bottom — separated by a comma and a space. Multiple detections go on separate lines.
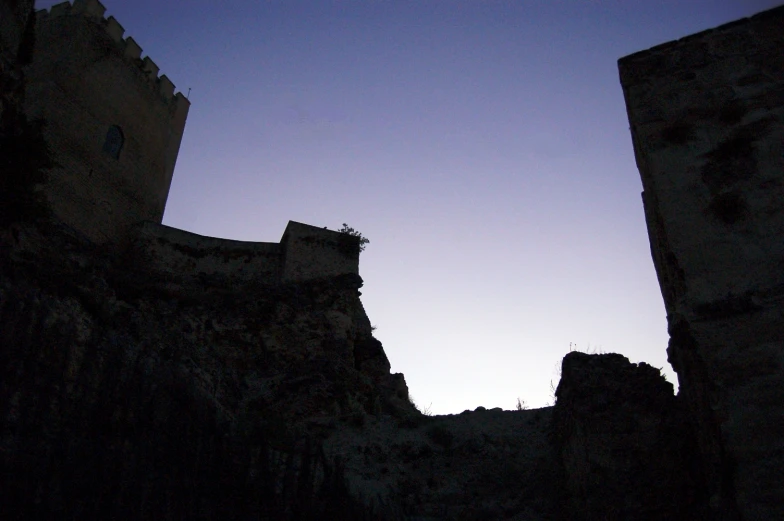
337, 223, 369, 256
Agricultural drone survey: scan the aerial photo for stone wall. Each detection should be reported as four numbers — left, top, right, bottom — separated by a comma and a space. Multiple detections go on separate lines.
0, 0, 34, 128
619, 6, 784, 519
282, 221, 361, 283
552, 352, 703, 520
23, 0, 189, 243
0, 0, 34, 59
132, 221, 283, 285
130, 220, 361, 286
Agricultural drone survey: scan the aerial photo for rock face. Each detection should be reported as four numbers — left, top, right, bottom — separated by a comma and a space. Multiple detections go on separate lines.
1, 0, 34, 132
0, 223, 568, 520
0, 220, 699, 520
0, 223, 410, 520
619, 6, 784, 520
553, 352, 703, 520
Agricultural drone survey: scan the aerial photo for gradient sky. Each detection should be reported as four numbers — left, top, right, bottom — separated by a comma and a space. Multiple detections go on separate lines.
36, 0, 783, 414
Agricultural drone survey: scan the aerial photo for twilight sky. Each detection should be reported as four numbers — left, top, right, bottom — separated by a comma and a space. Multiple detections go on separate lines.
37, 0, 782, 413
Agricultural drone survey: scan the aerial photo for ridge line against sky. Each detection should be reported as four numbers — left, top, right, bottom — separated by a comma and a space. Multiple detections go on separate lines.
33, 0, 782, 413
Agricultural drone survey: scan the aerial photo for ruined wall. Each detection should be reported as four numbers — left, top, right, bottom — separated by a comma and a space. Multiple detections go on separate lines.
552, 352, 703, 520
619, 6, 784, 519
133, 222, 283, 285
1, 222, 565, 521
0, 0, 34, 60
23, 0, 189, 243
0, 0, 34, 128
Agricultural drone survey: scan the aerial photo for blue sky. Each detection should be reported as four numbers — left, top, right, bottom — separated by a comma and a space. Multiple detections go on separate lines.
36, 0, 782, 413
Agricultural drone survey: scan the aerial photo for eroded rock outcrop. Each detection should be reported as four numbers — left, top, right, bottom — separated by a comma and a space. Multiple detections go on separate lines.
0, 222, 412, 520
0, 219, 570, 519
0, 0, 34, 128
553, 352, 703, 520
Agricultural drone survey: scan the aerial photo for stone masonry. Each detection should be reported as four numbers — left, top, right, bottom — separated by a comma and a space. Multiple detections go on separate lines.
619, 6, 784, 519
23, 0, 190, 243
132, 220, 361, 285
0, 0, 34, 129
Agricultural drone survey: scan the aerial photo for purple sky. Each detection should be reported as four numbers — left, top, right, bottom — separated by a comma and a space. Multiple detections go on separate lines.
36, 0, 783, 413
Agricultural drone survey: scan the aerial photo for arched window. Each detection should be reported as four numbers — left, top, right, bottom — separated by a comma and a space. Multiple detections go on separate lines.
102, 125, 124, 159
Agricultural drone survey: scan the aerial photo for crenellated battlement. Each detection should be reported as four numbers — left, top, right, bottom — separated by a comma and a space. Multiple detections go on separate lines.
36, 0, 188, 109
23, 0, 191, 244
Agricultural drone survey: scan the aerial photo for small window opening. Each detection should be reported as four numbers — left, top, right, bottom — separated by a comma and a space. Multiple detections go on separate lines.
102, 125, 124, 159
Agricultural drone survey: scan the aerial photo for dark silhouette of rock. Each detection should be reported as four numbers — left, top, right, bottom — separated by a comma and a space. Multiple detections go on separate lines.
553, 352, 704, 520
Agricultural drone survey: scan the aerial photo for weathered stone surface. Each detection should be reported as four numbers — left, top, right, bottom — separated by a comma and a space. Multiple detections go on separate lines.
0, 222, 569, 520
619, 5, 784, 519
552, 352, 703, 520
0, 222, 407, 520
0, 0, 35, 61
23, 0, 190, 243
326, 407, 563, 520
0, 0, 34, 129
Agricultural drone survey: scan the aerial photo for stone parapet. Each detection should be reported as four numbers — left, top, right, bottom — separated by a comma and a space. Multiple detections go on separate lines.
131, 220, 361, 285
36, 0, 189, 108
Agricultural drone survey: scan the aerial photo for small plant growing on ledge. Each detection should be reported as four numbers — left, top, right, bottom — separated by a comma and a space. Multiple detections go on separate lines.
338, 223, 369, 253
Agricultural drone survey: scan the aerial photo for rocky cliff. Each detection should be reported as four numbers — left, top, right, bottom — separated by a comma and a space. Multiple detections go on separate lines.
0, 221, 404, 519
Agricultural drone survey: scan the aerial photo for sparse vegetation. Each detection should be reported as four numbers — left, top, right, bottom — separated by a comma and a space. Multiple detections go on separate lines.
570, 342, 604, 354
338, 223, 369, 252
408, 394, 433, 416
549, 379, 558, 406
516, 397, 527, 411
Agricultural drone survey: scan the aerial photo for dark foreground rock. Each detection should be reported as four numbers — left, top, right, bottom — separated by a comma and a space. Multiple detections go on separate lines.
553, 352, 705, 520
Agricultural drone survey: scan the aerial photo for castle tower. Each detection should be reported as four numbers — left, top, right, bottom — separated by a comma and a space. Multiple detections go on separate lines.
23, 0, 189, 243
619, 6, 784, 518
1, 0, 34, 127
0, 0, 34, 62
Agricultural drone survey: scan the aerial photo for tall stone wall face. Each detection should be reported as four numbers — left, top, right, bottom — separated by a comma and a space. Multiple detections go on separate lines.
619, 7, 784, 519
131, 222, 284, 285
0, 0, 34, 60
127, 221, 361, 286
0, 0, 34, 130
23, 3, 189, 243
